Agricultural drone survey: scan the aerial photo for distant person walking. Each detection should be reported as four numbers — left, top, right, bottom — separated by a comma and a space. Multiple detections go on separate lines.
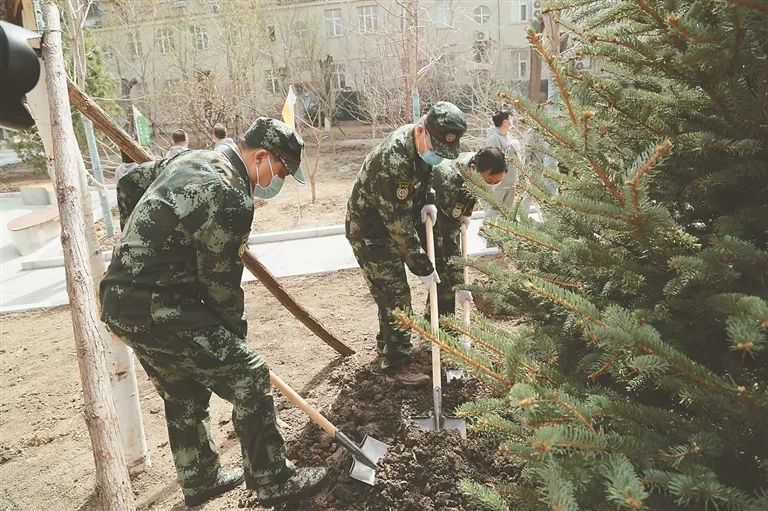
114, 151, 138, 183
166, 129, 189, 158
212, 123, 234, 151
484, 111, 521, 220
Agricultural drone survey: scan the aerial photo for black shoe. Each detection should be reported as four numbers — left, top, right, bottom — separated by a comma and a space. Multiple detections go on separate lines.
255, 467, 327, 506
183, 467, 245, 507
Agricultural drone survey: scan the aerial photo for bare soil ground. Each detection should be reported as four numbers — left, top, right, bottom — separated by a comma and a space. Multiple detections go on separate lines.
0, 268, 517, 511
0, 163, 49, 193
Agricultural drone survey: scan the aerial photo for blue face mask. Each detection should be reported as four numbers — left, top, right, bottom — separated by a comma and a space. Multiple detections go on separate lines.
419, 131, 444, 166
253, 155, 284, 200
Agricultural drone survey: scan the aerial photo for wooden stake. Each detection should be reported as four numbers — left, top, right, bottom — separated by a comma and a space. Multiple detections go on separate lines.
42, 5, 134, 509
67, 80, 355, 357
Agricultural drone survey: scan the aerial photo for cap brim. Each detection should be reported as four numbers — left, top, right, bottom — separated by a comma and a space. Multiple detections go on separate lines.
431, 139, 460, 160
280, 157, 306, 184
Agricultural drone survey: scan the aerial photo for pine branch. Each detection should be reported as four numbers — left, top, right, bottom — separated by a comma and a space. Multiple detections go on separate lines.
723, 0, 768, 14
589, 158, 625, 205
527, 31, 579, 127
482, 218, 563, 253
441, 317, 505, 358
458, 480, 510, 511
393, 311, 511, 388
498, 91, 579, 150
626, 140, 672, 217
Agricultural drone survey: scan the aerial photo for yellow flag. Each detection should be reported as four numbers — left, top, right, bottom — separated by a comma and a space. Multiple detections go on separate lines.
281, 85, 296, 130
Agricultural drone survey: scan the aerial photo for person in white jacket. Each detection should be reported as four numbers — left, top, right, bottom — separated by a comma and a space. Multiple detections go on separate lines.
484, 110, 521, 220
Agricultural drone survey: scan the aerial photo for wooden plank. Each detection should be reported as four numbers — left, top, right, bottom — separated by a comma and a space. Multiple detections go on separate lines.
7, 204, 58, 231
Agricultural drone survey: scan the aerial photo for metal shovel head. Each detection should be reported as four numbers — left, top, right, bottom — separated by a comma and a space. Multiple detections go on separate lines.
348, 434, 391, 486
412, 415, 467, 439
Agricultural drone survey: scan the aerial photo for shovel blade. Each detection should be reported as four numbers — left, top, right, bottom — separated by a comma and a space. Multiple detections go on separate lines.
412, 415, 467, 439
446, 368, 465, 382
348, 435, 390, 486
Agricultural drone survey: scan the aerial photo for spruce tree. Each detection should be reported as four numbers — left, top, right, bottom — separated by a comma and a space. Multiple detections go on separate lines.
397, 1, 768, 509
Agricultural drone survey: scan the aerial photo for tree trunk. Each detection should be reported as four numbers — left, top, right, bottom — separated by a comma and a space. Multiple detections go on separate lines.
42, 6, 135, 510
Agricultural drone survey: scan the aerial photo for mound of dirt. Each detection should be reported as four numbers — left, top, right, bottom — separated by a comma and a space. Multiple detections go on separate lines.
238, 349, 521, 510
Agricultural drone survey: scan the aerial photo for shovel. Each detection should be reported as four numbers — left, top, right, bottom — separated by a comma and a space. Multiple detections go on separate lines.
269, 370, 390, 485
412, 216, 467, 438
447, 223, 472, 383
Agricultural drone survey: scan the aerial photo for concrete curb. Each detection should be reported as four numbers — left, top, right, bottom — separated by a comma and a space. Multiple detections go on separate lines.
18, 211, 491, 271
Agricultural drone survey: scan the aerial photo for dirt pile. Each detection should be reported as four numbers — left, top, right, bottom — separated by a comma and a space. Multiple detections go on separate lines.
237, 349, 520, 510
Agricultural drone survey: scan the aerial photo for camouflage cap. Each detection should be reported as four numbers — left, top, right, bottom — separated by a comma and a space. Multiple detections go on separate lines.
243, 117, 306, 183
422, 101, 467, 160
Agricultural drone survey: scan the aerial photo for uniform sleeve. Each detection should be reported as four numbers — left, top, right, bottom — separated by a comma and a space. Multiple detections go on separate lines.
116, 161, 160, 230
373, 155, 435, 277
185, 183, 252, 338
436, 224, 463, 291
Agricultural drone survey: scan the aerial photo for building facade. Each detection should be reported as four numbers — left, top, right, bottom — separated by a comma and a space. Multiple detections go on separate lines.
87, 0, 585, 132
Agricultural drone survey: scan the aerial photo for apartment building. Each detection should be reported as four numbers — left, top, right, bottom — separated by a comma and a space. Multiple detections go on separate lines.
88, 0, 566, 124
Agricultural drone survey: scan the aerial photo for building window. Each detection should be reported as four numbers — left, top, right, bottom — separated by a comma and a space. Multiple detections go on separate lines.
330, 63, 346, 90
511, 49, 530, 79
191, 25, 209, 50
128, 32, 142, 59
511, 0, 528, 23
294, 21, 308, 38
434, 0, 451, 24
357, 5, 378, 32
156, 28, 174, 55
473, 5, 490, 24
324, 9, 342, 37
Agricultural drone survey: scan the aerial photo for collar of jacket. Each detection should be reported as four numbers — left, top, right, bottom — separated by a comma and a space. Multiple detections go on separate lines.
405, 124, 432, 174
221, 145, 251, 194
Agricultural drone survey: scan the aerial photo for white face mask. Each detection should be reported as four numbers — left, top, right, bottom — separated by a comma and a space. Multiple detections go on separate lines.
253, 155, 284, 200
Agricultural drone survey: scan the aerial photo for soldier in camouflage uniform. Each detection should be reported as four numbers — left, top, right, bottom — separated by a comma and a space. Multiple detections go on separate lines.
102, 118, 326, 507
418, 148, 507, 316
345, 102, 467, 385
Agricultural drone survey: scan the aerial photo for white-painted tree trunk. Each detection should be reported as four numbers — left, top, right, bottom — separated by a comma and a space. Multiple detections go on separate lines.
26, 10, 149, 476
41, 5, 135, 509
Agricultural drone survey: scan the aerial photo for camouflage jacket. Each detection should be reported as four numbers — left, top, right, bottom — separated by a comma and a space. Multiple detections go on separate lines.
116, 151, 188, 230
346, 124, 435, 276
101, 148, 253, 337
432, 152, 476, 228
417, 152, 477, 288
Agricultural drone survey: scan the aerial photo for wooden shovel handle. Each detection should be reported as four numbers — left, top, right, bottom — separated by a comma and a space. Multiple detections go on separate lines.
460, 224, 471, 326
269, 370, 337, 437
425, 217, 441, 390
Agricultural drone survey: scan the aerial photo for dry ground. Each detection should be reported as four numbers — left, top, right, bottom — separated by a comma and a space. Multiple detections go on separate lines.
1, 269, 434, 511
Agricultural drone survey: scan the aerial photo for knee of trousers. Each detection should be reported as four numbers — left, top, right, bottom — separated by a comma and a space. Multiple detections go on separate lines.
228, 356, 271, 403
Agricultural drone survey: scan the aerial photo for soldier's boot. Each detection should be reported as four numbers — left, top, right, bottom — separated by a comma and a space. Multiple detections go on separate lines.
391, 363, 430, 387
253, 466, 327, 506
183, 467, 245, 507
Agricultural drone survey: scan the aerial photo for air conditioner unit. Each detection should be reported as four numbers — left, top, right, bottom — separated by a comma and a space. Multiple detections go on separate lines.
474, 30, 491, 42
575, 57, 591, 70
533, 0, 542, 19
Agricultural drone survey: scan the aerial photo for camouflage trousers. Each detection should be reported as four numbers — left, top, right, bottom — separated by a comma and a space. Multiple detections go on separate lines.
111, 323, 295, 495
425, 256, 460, 319
417, 223, 463, 319
347, 236, 413, 371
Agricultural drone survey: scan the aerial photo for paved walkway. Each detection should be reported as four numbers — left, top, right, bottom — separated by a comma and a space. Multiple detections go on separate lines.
1, 190, 496, 313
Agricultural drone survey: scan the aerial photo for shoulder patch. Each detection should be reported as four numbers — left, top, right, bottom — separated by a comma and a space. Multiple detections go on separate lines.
396, 181, 411, 201
451, 203, 465, 219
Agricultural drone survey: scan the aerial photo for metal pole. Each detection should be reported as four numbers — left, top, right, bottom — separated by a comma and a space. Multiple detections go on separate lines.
81, 114, 114, 236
